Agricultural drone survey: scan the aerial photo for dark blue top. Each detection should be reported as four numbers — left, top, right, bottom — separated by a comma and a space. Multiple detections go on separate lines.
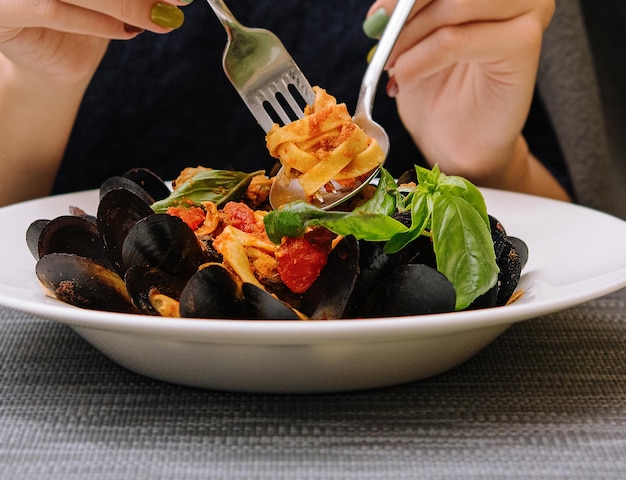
54, 0, 568, 194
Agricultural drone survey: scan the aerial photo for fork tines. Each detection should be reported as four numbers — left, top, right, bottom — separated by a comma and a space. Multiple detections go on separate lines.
244, 69, 316, 133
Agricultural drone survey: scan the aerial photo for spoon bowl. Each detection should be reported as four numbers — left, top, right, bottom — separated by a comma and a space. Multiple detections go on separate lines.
269, 0, 415, 210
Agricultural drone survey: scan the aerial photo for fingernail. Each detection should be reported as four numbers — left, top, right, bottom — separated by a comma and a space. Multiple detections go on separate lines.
151, 3, 185, 29
124, 23, 145, 34
386, 76, 398, 98
363, 8, 389, 39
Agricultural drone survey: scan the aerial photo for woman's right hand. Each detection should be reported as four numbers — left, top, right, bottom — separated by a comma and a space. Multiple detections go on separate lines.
0, 0, 190, 84
365, 0, 569, 202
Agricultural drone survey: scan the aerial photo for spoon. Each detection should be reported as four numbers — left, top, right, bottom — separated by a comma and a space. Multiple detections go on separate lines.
269, 0, 416, 210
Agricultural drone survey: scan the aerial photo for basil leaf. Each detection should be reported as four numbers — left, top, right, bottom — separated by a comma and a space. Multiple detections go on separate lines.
309, 214, 408, 241
264, 201, 330, 243
438, 174, 490, 228
431, 194, 499, 310
354, 168, 398, 216
151, 169, 264, 213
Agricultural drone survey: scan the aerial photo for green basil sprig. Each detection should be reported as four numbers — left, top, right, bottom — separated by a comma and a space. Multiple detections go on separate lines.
263, 165, 499, 310
263, 168, 408, 244
151, 169, 264, 213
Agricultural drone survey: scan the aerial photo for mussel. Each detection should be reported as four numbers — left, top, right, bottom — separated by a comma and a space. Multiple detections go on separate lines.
121, 214, 208, 280
29, 214, 112, 269
97, 187, 155, 274
36, 253, 137, 313
124, 266, 187, 316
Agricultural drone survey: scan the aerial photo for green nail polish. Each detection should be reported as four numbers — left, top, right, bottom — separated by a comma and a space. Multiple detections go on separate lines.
151, 3, 185, 29
363, 8, 389, 39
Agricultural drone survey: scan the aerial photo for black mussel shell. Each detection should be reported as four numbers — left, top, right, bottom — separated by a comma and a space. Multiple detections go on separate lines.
495, 239, 524, 306
362, 264, 456, 317
467, 283, 499, 310
121, 214, 206, 280
241, 283, 301, 320
99, 176, 155, 204
299, 236, 360, 320
391, 211, 437, 266
125, 266, 187, 316
179, 264, 245, 319
342, 234, 433, 318
36, 253, 137, 313
25, 219, 49, 260
97, 188, 155, 274
31, 215, 112, 269
122, 168, 171, 202
397, 168, 417, 185
506, 236, 528, 270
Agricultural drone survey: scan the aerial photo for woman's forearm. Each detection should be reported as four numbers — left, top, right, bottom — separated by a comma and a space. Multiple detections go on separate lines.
0, 59, 90, 206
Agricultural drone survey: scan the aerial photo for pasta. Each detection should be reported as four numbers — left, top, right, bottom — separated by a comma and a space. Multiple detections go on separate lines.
266, 87, 384, 198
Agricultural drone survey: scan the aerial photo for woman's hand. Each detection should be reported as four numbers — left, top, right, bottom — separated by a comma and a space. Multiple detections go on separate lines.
1, 0, 189, 83
0, 0, 191, 206
366, 0, 569, 201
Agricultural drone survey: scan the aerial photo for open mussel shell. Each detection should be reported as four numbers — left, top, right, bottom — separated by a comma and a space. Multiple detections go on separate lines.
36, 253, 137, 313
241, 283, 301, 320
121, 214, 207, 280
179, 263, 245, 319
122, 168, 171, 202
125, 266, 187, 316
362, 264, 457, 317
97, 187, 155, 274
28, 215, 112, 269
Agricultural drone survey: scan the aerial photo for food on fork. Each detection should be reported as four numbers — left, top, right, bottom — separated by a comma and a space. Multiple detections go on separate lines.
266, 87, 385, 199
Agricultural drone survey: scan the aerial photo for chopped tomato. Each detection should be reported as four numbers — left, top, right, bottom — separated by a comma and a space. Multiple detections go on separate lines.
166, 205, 206, 231
221, 201, 257, 233
276, 230, 335, 294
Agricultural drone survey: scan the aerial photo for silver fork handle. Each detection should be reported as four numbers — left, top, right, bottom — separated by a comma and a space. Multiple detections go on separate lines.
355, 0, 416, 119
206, 0, 243, 35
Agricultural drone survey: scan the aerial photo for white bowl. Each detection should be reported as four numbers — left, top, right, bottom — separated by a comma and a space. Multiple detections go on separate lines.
2, 188, 626, 393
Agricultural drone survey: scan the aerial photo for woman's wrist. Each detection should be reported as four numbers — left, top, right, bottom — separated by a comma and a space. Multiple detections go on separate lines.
474, 135, 571, 202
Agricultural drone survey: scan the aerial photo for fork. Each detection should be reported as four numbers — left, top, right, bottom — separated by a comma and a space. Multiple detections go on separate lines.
206, 0, 315, 132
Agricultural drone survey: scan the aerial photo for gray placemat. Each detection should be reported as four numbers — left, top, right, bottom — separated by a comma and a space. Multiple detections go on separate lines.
1, 290, 625, 480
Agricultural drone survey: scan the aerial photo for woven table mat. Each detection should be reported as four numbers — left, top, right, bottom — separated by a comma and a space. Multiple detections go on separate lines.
1, 290, 625, 480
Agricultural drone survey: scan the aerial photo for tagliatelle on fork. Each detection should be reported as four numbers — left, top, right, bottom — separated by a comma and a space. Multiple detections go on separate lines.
265, 87, 385, 198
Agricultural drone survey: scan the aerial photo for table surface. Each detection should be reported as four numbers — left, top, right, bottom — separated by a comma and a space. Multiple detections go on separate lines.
1, 287, 625, 480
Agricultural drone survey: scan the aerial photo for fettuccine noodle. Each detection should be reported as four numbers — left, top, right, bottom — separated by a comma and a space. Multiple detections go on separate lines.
266, 87, 384, 197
